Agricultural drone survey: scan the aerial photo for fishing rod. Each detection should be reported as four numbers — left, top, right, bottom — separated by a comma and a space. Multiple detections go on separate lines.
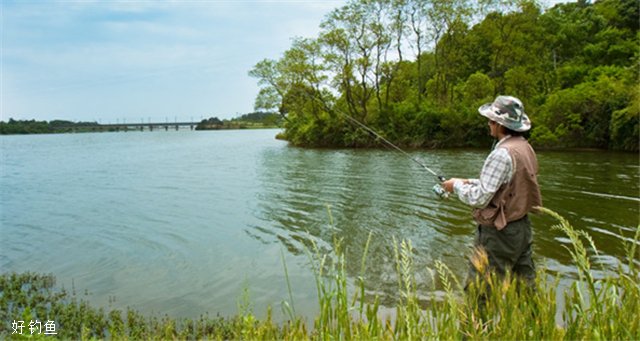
308, 94, 449, 198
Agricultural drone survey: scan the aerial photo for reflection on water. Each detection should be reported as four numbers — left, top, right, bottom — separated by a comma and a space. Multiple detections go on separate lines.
1, 130, 638, 321
254, 145, 640, 307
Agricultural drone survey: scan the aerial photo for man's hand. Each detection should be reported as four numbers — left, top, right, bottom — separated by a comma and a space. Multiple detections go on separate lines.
442, 178, 467, 193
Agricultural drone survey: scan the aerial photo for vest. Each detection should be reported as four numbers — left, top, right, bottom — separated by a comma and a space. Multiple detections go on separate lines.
472, 136, 542, 230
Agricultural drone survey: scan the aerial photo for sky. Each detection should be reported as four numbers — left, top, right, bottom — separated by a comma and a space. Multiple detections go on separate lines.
1, 0, 345, 123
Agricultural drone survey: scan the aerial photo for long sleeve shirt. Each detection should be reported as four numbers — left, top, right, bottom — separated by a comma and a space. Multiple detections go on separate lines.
453, 136, 513, 208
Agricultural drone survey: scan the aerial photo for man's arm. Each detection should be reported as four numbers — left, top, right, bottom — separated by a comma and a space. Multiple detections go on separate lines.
442, 148, 512, 208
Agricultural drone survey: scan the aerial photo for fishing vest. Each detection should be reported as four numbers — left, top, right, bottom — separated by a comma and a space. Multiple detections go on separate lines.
473, 136, 542, 230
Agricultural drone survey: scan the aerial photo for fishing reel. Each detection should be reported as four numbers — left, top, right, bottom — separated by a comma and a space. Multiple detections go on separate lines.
432, 176, 449, 199
432, 184, 449, 199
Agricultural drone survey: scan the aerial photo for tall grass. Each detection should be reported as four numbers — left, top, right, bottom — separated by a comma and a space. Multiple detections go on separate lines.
1, 208, 638, 339
538, 207, 640, 339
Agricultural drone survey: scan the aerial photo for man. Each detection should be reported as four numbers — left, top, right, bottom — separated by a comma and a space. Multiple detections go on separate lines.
442, 95, 542, 286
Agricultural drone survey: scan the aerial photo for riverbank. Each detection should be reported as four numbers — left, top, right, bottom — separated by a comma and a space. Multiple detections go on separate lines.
0, 113, 283, 135
2, 209, 638, 340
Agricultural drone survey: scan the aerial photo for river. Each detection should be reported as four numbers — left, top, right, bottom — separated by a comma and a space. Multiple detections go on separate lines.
1, 129, 638, 321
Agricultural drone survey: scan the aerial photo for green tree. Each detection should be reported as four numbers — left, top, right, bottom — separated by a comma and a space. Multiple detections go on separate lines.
538, 71, 631, 148
609, 84, 639, 151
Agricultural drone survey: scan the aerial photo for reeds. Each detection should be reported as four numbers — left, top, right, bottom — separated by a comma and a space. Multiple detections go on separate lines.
1, 208, 638, 339
538, 207, 640, 340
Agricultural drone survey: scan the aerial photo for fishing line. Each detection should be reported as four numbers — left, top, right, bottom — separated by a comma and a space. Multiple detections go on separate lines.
307, 94, 445, 180
337, 109, 445, 182
305, 93, 449, 198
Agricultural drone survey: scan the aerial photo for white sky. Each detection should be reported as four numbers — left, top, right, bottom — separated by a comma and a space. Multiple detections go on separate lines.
1, 0, 345, 123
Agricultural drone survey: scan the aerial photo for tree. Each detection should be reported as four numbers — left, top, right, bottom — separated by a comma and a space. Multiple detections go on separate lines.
249, 59, 288, 120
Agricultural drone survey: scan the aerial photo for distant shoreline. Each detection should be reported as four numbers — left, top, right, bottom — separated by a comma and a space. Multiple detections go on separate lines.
0, 125, 282, 135
0, 113, 284, 135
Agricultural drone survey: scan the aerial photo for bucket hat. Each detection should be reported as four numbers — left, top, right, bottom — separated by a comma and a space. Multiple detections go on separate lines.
478, 95, 531, 132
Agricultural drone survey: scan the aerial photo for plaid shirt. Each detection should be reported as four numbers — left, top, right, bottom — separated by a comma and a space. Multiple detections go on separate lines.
453, 136, 513, 208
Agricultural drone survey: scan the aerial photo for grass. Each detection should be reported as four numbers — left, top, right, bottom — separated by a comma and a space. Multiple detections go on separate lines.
1, 208, 638, 339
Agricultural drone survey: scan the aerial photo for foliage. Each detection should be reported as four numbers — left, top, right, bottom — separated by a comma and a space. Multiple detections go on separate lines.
535, 70, 632, 148
0, 119, 101, 135
0, 119, 52, 134
250, 0, 639, 151
2, 209, 639, 339
195, 112, 283, 130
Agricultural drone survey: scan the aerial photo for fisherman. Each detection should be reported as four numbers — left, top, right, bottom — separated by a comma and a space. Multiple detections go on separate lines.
442, 95, 542, 287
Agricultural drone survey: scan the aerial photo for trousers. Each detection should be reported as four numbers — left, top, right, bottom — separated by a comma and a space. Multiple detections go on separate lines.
467, 215, 535, 287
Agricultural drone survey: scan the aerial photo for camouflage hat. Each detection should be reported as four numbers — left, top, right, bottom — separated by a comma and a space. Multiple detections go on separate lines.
478, 95, 531, 132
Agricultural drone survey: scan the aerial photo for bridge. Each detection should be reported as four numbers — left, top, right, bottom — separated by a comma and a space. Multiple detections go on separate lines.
61, 121, 200, 132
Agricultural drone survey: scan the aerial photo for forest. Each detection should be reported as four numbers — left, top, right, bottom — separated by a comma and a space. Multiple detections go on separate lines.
0, 119, 100, 134
249, 0, 638, 151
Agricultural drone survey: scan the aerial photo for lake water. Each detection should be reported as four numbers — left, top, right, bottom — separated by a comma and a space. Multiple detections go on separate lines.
1, 129, 638, 321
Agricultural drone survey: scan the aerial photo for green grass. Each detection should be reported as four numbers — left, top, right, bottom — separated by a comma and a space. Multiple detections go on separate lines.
1, 208, 638, 339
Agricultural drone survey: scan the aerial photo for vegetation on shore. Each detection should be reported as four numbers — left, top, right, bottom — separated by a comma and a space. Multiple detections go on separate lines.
250, 0, 638, 151
195, 112, 283, 130
1, 209, 638, 339
0, 112, 283, 135
0, 119, 100, 135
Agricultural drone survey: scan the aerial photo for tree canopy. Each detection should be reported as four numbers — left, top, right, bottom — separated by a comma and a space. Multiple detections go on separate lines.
250, 0, 639, 151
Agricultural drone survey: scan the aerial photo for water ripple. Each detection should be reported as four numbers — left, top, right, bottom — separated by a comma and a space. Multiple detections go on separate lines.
1, 131, 637, 322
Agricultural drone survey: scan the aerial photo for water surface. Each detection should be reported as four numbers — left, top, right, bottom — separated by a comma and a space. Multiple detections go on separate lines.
1, 130, 638, 320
